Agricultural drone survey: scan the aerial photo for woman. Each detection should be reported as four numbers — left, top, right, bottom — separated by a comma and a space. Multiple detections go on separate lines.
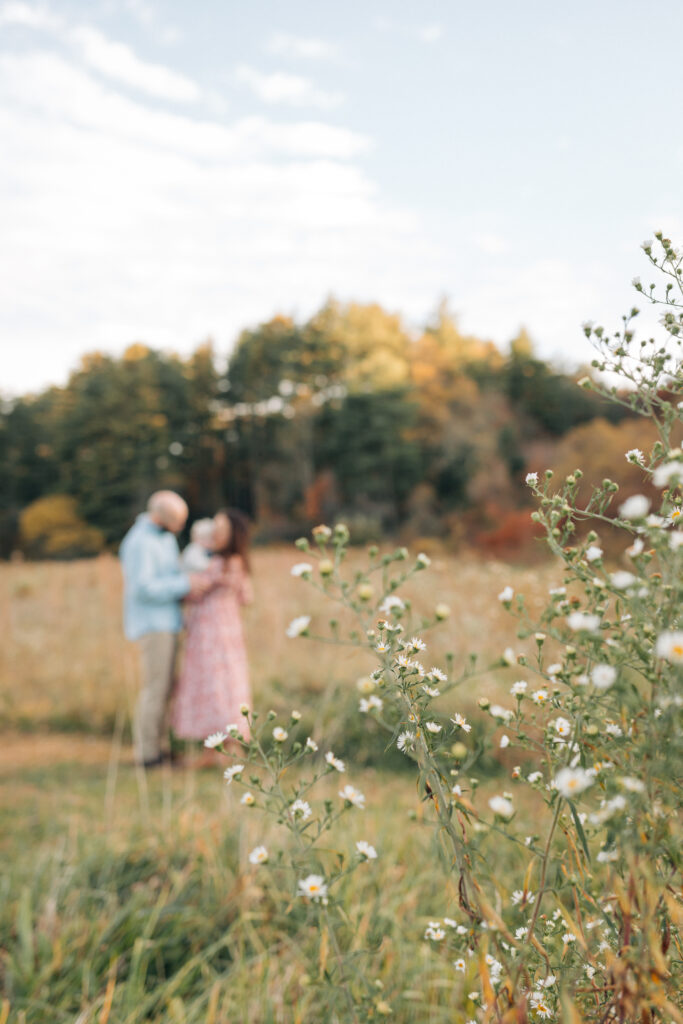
172, 508, 253, 748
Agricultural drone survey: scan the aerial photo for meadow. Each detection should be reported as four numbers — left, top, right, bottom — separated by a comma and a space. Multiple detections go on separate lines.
1, 547, 566, 1022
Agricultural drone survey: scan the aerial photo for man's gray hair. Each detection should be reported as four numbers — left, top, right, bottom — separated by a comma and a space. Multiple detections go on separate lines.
147, 490, 188, 524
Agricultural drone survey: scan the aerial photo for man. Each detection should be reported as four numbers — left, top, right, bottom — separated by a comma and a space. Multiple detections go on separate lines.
120, 490, 210, 767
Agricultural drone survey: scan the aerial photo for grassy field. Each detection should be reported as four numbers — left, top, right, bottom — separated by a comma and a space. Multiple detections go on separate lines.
1, 546, 560, 1022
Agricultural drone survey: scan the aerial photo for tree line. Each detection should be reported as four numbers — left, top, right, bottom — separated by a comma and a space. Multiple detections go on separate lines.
0, 299, 634, 559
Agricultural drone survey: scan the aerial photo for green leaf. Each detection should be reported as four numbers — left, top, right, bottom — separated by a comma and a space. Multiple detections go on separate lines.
567, 799, 591, 863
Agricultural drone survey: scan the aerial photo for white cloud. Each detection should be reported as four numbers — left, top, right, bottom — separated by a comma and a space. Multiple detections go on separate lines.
265, 32, 336, 60
70, 26, 200, 101
0, 0, 60, 31
473, 232, 509, 255
122, 0, 181, 46
0, 46, 432, 393
418, 24, 443, 43
235, 64, 343, 109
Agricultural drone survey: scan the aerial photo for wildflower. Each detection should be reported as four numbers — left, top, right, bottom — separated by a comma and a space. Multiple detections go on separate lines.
498, 585, 514, 603
379, 595, 405, 615
510, 680, 527, 696
625, 448, 644, 464
453, 958, 466, 972
272, 726, 288, 742
500, 734, 510, 748
553, 766, 593, 798
356, 840, 377, 859
567, 611, 601, 632
605, 722, 623, 737
591, 663, 617, 690
525, 472, 538, 486
356, 675, 375, 694
375, 641, 391, 654
502, 646, 517, 664
549, 585, 566, 596
428, 667, 447, 682
489, 704, 514, 722
531, 689, 549, 705
511, 889, 535, 905
298, 875, 328, 901
241, 792, 255, 806
339, 784, 365, 809
204, 731, 227, 749
359, 695, 383, 713
435, 603, 451, 620
306, 736, 319, 752
451, 712, 472, 732
424, 921, 445, 941
422, 684, 441, 697
653, 461, 683, 487
670, 507, 683, 525
530, 996, 553, 1018
563, 932, 577, 943
618, 494, 650, 519
291, 562, 313, 577
425, 721, 442, 733
488, 795, 514, 819
225, 723, 241, 736
527, 771, 543, 783
416, 552, 431, 568
627, 537, 645, 557
655, 630, 683, 663
408, 636, 427, 652
586, 545, 603, 562
553, 717, 572, 739
325, 751, 345, 772
397, 730, 415, 753
451, 783, 462, 796
597, 848, 618, 863
611, 570, 636, 589
286, 615, 311, 638
620, 776, 645, 793
319, 558, 334, 576
223, 764, 245, 784
291, 798, 312, 820
312, 524, 332, 541
515, 926, 528, 939
248, 845, 268, 865
670, 531, 683, 550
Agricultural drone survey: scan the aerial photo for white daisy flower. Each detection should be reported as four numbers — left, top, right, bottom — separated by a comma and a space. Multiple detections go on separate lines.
286, 615, 311, 638
531, 689, 549, 705
567, 611, 601, 632
553, 766, 593, 798
610, 570, 636, 589
356, 840, 377, 859
591, 664, 617, 690
428, 667, 447, 682
527, 771, 543, 784
359, 695, 383, 713
223, 764, 245, 784
451, 712, 472, 732
498, 585, 514, 603
625, 448, 644, 464
619, 776, 645, 793
416, 552, 431, 568
488, 795, 514, 819
525, 472, 538, 486
424, 922, 445, 941
453, 958, 466, 972
248, 845, 268, 865
408, 636, 427, 652
585, 545, 603, 562
425, 721, 442, 733
500, 734, 510, 748
422, 684, 441, 697
241, 792, 255, 806
379, 595, 405, 615
272, 727, 288, 742
553, 717, 571, 739
298, 875, 328, 901
325, 751, 346, 772
291, 562, 313, 577
618, 494, 650, 519
306, 736, 319, 752
291, 798, 312, 820
653, 461, 683, 488
397, 730, 415, 753
339, 784, 365, 808
655, 630, 683, 664
204, 731, 227, 749
510, 680, 527, 696
451, 783, 462, 797
489, 704, 514, 722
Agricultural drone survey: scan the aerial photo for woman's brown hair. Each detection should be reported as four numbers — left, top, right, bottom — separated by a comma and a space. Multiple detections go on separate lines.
215, 508, 251, 572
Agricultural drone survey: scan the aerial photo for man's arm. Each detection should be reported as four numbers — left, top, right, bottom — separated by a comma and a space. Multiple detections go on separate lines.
130, 543, 191, 604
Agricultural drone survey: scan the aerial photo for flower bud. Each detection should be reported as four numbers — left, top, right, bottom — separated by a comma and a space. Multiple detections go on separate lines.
451, 742, 468, 760
435, 603, 451, 620
477, 696, 490, 710
295, 537, 310, 551
319, 559, 334, 576
357, 583, 374, 601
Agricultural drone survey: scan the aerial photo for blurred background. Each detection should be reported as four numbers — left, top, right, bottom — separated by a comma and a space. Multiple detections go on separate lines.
2, 0, 682, 558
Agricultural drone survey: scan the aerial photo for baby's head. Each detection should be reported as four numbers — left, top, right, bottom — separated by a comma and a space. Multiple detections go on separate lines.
190, 518, 216, 550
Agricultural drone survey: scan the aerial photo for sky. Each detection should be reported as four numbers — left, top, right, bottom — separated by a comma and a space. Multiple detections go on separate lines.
1, 0, 682, 395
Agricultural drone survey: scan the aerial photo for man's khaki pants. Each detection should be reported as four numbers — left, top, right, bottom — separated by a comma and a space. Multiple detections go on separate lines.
134, 631, 178, 763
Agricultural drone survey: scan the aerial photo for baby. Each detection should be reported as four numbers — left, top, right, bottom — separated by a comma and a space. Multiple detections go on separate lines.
180, 518, 216, 572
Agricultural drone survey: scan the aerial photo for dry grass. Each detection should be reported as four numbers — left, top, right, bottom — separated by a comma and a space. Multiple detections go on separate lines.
0, 546, 560, 734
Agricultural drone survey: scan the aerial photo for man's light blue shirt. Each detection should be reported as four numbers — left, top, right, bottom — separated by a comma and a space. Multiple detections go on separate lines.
120, 514, 190, 640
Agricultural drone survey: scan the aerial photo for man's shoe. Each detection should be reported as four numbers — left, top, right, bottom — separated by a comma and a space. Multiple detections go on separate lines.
140, 755, 164, 769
